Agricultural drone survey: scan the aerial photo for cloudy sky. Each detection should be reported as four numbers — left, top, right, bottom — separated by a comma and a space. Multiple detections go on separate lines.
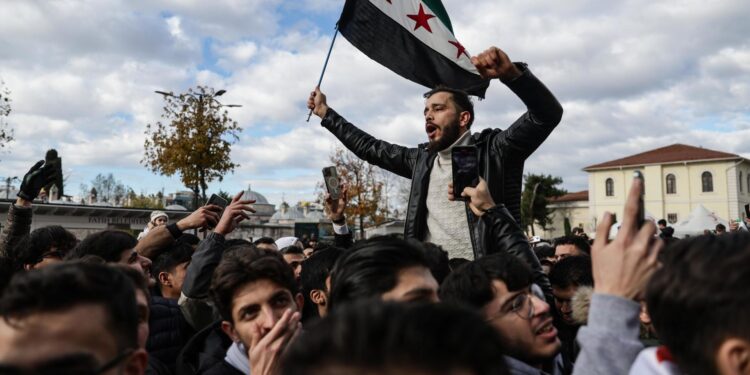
1, 0, 749, 209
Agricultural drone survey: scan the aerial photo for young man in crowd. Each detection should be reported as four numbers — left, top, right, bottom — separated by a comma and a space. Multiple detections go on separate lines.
308, 46, 563, 262
0, 262, 148, 375
207, 246, 303, 375
441, 252, 563, 375
635, 232, 750, 374
66, 230, 153, 284
299, 247, 343, 323
10, 225, 77, 271
327, 236, 440, 312
279, 245, 305, 283
148, 244, 196, 373
153, 242, 194, 300
553, 236, 591, 261
282, 302, 510, 375
548, 256, 593, 372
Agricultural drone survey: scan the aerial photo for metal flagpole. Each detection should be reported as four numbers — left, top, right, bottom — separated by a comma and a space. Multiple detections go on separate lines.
307, 25, 339, 122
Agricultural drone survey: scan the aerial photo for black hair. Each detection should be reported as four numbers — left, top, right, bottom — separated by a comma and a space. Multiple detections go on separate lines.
299, 247, 343, 322
281, 301, 509, 375
423, 85, 475, 128
449, 257, 470, 271
210, 245, 298, 322
152, 242, 194, 277
533, 244, 555, 260
11, 225, 77, 270
0, 262, 138, 350
646, 232, 750, 375
66, 230, 137, 263
548, 256, 593, 289
280, 246, 304, 256
328, 236, 429, 312
253, 237, 276, 246
421, 242, 451, 284
440, 253, 533, 309
553, 236, 591, 255
715, 223, 726, 232
657, 219, 667, 226
224, 239, 253, 249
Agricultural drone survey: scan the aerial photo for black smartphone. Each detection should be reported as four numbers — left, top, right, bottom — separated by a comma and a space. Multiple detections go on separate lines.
322, 166, 340, 200
452, 146, 479, 201
207, 194, 228, 211
633, 171, 645, 229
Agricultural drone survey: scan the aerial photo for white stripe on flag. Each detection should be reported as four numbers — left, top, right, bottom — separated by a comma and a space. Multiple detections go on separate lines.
368, 0, 480, 75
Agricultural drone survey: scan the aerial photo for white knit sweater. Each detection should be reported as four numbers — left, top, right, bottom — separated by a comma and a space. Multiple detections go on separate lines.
424, 131, 474, 260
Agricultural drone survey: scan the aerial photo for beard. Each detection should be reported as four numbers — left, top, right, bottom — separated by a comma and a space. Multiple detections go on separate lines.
428, 121, 461, 152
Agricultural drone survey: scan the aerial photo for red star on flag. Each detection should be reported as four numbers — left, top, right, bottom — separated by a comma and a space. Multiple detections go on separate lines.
407, 4, 436, 33
448, 40, 469, 59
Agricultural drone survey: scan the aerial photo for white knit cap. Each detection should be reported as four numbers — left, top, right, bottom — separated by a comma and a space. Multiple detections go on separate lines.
275, 236, 300, 250
150, 211, 168, 222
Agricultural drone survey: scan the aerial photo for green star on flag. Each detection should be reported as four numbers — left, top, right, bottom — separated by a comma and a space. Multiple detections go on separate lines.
337, 0, 490, 98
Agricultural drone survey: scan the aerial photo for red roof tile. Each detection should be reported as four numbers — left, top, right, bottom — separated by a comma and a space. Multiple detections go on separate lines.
584, 144, 741, 171
550, 190, 589, 203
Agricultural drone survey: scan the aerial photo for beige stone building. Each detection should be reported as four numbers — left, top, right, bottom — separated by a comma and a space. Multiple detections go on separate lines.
537, 144, 750, 239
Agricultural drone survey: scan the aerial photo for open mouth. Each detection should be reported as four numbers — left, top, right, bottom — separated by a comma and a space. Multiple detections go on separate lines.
534, 318, 557, 338
425, 123, 438, 139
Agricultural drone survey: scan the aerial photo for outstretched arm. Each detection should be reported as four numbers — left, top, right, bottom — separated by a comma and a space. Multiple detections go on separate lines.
308, 87, 418, 179
0, 160, 59, 258
472, 47, 563, 160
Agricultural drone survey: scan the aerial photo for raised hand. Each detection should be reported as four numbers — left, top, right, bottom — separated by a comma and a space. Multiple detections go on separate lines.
458, 178, 496, 216
214, 191, 256, 236
248, 309, 301, 375
306, 86, 329, 119
17, 160, 59, 203
176, 204, 223, 231
591, 177, 663, 300
325, 184, 348, 224
470, 46, 522, 82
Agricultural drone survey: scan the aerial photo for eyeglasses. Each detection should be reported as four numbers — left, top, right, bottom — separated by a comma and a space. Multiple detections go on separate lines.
0, 348, 134, 375
487, 287, 545, 321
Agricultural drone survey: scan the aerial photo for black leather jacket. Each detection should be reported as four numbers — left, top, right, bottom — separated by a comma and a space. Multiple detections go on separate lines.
321, 63, 562, 260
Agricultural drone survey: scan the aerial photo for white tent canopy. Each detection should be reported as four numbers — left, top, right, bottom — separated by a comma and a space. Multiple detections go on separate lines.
672, 205, 729, 237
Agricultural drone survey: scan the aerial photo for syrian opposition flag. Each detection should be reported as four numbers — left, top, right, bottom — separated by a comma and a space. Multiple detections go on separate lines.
337, 0, 490, 98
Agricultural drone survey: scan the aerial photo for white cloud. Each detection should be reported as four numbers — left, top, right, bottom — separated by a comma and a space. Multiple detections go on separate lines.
0, 0, 748, 204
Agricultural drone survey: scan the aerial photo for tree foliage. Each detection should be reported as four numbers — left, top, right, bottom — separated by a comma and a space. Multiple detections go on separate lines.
125, 189, 164, 209
80, 173, 129, 204
142, 86, 240, 205
323, 148, 386, 238
520, 173, 567, 235
0, 80, 15, 150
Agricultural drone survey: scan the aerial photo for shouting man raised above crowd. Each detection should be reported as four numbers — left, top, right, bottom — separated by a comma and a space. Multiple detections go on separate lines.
308, 46, 563, 261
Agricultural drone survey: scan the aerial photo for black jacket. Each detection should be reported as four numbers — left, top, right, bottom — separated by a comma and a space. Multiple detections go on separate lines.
321, 64, 563, 260
176, 321, 236, 375
148, 296, 195, 374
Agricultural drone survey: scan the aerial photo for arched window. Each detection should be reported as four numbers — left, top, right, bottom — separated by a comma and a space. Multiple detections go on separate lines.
666, 174, 676, 194
605, 178, 614, 197
702, 171, 713, 193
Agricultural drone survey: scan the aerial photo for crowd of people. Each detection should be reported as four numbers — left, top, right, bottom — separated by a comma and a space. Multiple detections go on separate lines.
0, 45, 748, 375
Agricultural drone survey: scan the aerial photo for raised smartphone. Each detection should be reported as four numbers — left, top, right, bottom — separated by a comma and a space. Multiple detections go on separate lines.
322, 166, 340, 200
452, 146, 479, 201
